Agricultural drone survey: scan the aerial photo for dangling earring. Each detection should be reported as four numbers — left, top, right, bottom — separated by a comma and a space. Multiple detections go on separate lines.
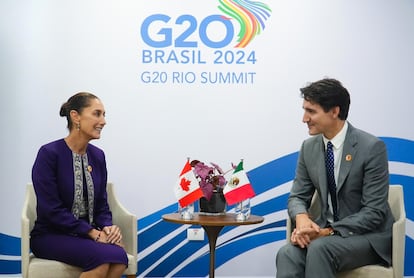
76, 123, 80, 131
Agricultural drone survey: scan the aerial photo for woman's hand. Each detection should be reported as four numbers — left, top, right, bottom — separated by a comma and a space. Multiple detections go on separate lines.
102, 225, 123, 246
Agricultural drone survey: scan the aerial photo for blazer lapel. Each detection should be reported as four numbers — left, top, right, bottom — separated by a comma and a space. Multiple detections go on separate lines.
337, 126, 357, 192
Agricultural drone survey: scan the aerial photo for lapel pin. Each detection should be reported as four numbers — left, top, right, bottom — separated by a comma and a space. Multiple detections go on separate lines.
87, 165, 93, 172
345, 154, 352, 161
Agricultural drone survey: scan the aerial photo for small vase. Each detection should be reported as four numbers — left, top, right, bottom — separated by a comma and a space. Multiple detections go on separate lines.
199, 189, 226, 215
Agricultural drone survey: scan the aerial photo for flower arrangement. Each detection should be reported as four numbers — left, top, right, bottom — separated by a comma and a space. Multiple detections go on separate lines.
190, 160, 229, 201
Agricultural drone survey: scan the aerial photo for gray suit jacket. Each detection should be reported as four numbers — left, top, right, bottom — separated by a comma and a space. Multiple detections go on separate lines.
288, 123, 394, 265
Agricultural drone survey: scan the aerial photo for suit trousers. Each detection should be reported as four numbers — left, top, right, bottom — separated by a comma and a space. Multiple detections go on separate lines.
276, 234, 383, 278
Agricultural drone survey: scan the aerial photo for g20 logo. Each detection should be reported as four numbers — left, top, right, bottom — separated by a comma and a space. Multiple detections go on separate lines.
140, 14, 235, 49
140, 1, 271, 49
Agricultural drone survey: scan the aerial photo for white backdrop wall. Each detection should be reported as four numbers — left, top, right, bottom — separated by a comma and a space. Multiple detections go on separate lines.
1, 0, 413, 277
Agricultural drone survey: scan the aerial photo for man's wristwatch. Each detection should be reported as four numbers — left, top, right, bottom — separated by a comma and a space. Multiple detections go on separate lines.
327, 227, 335, 236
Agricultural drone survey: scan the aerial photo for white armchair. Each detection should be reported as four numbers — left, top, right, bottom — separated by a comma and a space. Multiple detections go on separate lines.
285, 185, 406, 278
21, 182, 137, 278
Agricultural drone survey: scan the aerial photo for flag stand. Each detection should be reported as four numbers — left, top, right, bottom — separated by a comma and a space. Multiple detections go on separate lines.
178, 202, 194, 220
235, 198, 251, 221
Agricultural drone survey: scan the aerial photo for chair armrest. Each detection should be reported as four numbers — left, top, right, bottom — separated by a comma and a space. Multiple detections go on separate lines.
391, 199, 406, 278
112, 203, 137, 256
107, 183, 137, 260
21, 185, 32, 278
286, 215, 292, 243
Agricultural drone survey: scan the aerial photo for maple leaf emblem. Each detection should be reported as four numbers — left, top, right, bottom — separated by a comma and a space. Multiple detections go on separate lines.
180, 177, 191, 191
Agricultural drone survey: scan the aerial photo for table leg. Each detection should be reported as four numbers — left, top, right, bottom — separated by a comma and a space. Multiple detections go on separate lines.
202, 225, 224, 278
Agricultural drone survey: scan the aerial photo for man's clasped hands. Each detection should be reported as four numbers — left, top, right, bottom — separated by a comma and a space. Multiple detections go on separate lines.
291, 213, 333, 248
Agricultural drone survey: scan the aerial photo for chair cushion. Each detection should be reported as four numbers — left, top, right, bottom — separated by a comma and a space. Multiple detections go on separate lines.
28, 253, 137, 277
337, 265, 393, 278
125, 253, 137, 275
29, 255, 81, 278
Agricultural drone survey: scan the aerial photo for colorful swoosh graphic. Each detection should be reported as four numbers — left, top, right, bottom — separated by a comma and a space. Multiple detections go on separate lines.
218, 0, 272, 48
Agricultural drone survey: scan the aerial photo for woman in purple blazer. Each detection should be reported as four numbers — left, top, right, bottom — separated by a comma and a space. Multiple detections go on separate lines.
31, 92, 128, 277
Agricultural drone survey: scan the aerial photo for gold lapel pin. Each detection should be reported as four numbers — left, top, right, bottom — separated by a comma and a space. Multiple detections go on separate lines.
345, 154, 352, 161
87, 165, 93, 172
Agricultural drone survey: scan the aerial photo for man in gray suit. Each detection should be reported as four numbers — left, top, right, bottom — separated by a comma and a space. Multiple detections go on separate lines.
276, 78, 394, 277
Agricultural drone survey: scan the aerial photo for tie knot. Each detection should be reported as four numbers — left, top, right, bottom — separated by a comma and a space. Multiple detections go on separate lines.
327, 141, 333, 150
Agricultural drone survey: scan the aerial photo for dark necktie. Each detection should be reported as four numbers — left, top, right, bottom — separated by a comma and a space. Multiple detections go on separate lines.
326, 141, 338, 221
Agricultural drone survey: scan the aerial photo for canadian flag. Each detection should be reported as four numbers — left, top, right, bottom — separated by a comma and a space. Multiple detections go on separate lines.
174, 160, 204, 208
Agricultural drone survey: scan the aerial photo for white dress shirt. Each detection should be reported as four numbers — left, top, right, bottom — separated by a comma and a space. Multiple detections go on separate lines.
323, 121, 348, 222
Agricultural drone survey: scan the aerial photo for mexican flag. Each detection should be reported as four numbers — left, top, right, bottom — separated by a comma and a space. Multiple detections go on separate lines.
223, 161, 255, 206
174, 160, 203, 207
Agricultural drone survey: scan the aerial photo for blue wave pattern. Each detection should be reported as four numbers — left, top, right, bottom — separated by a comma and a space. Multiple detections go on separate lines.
1, 137, 413, 276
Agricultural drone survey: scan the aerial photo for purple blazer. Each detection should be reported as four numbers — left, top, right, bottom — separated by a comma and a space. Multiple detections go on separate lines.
31, 139, 112, 237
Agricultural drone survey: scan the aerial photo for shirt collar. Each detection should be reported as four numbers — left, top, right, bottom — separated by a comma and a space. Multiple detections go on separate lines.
323, 121, 348, 149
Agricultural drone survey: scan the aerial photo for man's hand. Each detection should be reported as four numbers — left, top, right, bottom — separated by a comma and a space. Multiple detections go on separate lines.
291, 221, 334, 248
291, 213, 321, 248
